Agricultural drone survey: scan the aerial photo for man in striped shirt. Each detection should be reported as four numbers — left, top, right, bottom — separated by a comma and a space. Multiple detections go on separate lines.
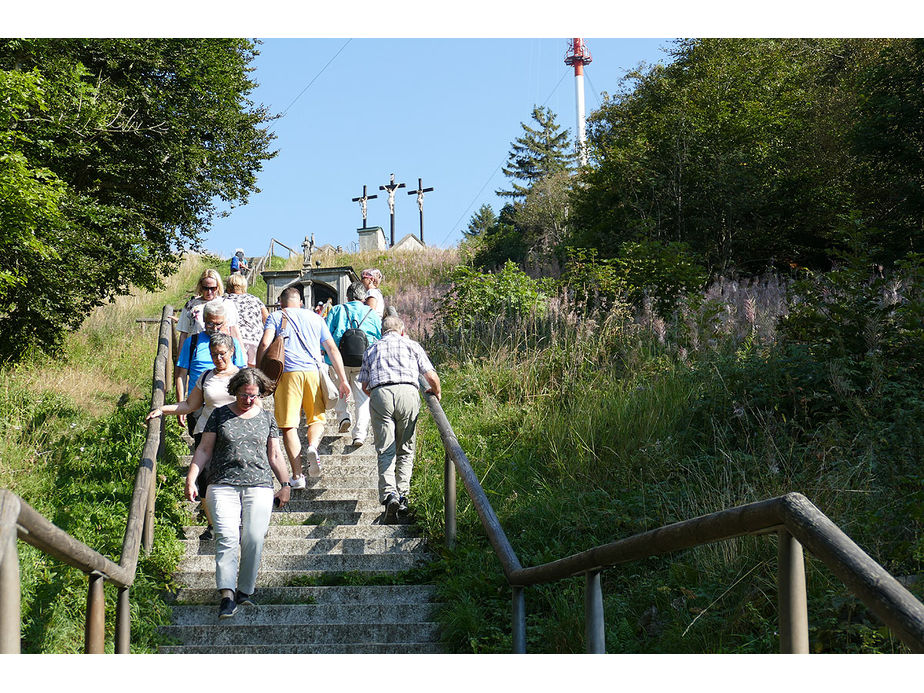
359, 315, 441, 523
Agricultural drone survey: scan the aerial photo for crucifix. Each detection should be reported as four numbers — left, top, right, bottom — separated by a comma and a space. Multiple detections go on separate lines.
379, 173, 406, 247
407, 177, 435, 245
351, 184, 378, 229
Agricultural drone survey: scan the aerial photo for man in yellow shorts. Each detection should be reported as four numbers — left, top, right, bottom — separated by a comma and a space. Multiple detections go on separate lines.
257, 288, 350, 487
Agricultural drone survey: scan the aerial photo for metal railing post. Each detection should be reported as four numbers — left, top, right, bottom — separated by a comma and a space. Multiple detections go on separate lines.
512, 586, 526, 653
444, 450, 456, 549
585, 569, 605, 653
85, 572, 106, 653
0, 516, 21, 654
778, 529, 809, 653
115, 587, 130, 654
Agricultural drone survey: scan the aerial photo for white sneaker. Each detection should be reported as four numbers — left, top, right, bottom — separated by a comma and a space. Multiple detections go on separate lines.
289, 475, 306, 490
306, 448, 322, 478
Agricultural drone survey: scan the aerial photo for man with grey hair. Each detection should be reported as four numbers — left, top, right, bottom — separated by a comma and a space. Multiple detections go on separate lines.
358, 314, 440, 523
325, 280, 382, 445
175, 300, 247, 434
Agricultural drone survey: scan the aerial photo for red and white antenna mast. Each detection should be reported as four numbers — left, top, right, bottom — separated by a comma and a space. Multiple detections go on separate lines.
564, 38, 592, 166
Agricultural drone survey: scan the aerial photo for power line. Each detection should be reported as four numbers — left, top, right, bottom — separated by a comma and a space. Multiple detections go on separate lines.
280, 39, 352, 117
440, 69, 572, 247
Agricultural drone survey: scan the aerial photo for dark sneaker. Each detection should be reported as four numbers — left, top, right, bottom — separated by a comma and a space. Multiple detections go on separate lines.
218, 597, 237, 619
199, 526, 214, 541
235, 590, 256, 606
397, 496, 409, 517
383, 493, 400, 524
338, 418, 351, 433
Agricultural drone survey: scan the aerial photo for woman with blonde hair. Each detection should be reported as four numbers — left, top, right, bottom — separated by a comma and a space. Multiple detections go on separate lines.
176, 268, 242, 350
224, 273, 269, 367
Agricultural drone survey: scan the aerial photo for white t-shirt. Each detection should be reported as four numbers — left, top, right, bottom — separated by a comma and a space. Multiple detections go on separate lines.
366, 287, 385, 318
177, 296, 239, 335
192, 368, 238, 435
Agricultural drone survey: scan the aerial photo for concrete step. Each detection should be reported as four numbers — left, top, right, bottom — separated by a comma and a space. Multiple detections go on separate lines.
169, 584, 438, 605
159, 622, 440, 648
182, 536, 427, 557
173, 567, 426, 589
168, 602, 439, 626
158, 642, 442, 654
182, 524, 421, 540
267, 511, 398, 525
288, 487, 379, 502
178, 551, 430, 574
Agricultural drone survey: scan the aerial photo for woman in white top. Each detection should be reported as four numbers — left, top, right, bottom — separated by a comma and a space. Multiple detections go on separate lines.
176, 269, 242, 348
361, 268, 385, 318
224, 273, 269, 367
146, 332, 241, 539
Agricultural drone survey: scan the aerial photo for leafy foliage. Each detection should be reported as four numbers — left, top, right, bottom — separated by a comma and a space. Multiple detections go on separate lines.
0, 39, 277, 363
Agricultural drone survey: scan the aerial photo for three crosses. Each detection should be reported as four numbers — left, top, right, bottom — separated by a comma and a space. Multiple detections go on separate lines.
352, 174, 434, 246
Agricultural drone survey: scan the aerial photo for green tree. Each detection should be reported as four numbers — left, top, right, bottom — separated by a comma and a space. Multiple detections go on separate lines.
497, 106, 574, 200
0, 39, 277, 362
464, 203, 497, 238
570, 39, 889, 272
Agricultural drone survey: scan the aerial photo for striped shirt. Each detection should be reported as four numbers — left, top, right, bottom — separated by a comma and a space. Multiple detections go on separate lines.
358, 332, 435, 390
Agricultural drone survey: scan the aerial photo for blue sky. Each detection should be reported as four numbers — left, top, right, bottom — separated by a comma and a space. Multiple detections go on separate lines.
203, 37, 674, 258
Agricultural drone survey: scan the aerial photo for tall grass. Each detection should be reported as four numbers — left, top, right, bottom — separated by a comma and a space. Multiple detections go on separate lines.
410, 271, 923, 653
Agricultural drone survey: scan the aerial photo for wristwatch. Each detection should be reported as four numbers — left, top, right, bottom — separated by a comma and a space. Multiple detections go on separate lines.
280, 481, 290, 488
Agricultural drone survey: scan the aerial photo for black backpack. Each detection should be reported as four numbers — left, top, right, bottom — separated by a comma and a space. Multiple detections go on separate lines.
338, 308, 374, 367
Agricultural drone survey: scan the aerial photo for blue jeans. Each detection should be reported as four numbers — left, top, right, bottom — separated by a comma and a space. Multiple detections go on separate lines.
206, 484, 274, 594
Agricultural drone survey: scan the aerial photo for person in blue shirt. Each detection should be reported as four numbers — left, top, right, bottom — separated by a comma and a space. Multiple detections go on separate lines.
176, 301, 247, 435
325, 281, 382, 445
230, 249, 249, 275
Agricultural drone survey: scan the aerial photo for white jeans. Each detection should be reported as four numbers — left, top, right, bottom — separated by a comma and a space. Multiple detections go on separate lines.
206, 484, 274, 595
331, 365, 371, 441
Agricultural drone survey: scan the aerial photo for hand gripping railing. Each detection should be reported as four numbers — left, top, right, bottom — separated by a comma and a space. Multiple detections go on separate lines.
420, 380, 924, 654
0, 305, 174, 653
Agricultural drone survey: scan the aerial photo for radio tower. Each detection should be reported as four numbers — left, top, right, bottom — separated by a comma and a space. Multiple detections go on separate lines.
564, 38, 592, 166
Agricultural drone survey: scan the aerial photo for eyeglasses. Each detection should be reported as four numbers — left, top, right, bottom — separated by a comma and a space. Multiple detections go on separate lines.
236, 393, 259, 401
201, 285, 219, 293
204, 321, 225, 329
212, 350, 230, 359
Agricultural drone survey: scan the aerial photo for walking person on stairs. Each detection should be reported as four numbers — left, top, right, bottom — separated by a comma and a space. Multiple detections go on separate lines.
358, 314, 441, 523
184, 368, 291, 619
256, 287, 351, 488
324, 280, 382, 446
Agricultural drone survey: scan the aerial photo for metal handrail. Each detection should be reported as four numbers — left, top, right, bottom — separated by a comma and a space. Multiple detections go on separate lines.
420, 380, 924, 654
0, 305, 174, 653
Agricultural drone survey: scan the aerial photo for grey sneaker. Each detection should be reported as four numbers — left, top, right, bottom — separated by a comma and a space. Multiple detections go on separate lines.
306, 448, 322, 478
218, 597, 237, 619
338, 418, 351, 433
397, 496, 409, 517
383, 493, 400, 524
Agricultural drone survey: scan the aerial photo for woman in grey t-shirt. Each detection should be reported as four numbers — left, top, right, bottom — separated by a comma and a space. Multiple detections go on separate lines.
186, 368, 292, 619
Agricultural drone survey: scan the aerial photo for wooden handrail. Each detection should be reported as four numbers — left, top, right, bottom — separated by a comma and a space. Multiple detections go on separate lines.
0, 305, 174, 653
420, 381, 924, 654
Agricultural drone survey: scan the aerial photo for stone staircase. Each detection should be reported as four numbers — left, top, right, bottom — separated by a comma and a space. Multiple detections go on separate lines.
159, 411, 442, 653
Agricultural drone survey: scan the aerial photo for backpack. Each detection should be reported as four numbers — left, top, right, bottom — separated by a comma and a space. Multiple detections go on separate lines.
338, 307, 374, 367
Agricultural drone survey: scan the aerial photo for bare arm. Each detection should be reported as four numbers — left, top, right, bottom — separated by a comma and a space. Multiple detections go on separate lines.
322, 337, 352, 399
267, 436, 291, 507
423, 370, 441, 400
255, 326, 275, 365
260, 305, 269, 323
186, 432, 215, 502
365, 295, 378, 312
147, 383, 204, 420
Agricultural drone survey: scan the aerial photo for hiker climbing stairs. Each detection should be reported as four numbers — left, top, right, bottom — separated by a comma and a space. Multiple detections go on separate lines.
159, 412, 442, 653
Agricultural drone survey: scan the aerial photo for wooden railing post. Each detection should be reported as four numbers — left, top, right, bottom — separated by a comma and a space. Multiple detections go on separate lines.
0, 492, 22, 654
778, 529, 809, 653
142, 457, 156, 556
85, 572, 106, 653
512, 586, 526, 653
115, 586, 130, 653
585, 569, 605, 653
444, 450, 456, 550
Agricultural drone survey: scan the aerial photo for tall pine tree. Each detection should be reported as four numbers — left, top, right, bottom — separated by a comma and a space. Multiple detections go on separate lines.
497, 106, 574, 200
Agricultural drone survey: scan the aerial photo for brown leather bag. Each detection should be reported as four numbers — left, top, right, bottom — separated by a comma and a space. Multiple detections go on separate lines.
258, 311, 288, 390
